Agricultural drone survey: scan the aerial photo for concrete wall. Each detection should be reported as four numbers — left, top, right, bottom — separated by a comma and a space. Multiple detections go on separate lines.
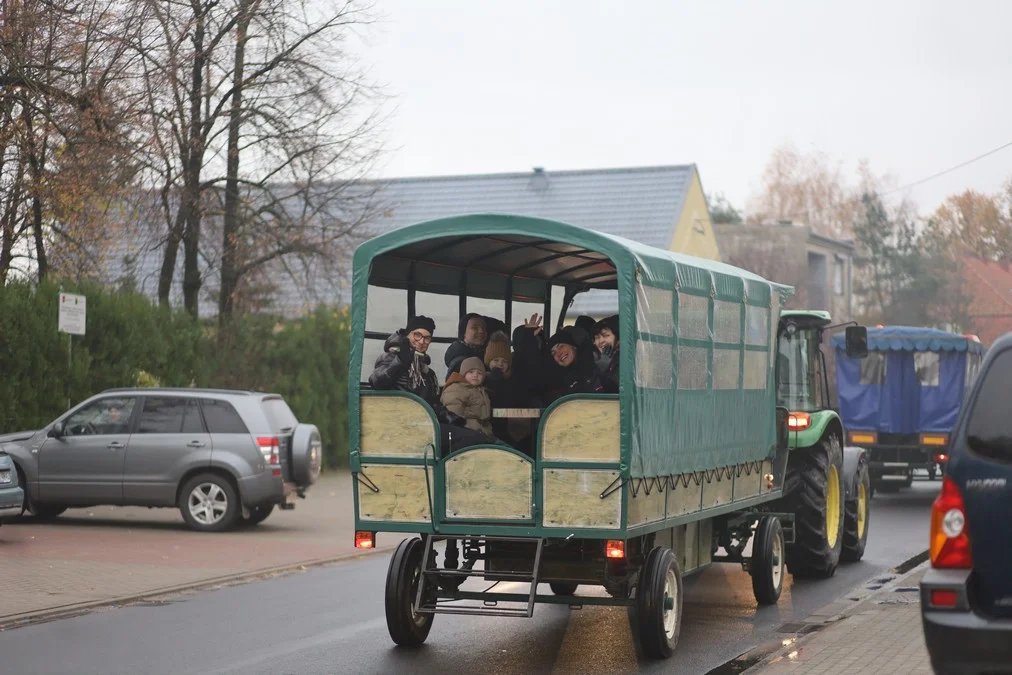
714, 223, 853, 323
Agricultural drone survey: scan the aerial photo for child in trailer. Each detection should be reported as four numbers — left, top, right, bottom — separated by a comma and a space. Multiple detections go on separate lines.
440, 356, 496, 440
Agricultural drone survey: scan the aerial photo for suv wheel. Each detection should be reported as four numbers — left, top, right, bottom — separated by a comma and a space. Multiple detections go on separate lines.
179, 473, 240, 532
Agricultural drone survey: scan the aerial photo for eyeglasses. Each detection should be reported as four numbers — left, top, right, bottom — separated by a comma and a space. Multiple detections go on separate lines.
410, 332, 433, 343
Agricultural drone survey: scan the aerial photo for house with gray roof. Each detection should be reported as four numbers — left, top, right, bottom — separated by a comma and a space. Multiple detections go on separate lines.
102, 164, 722, 320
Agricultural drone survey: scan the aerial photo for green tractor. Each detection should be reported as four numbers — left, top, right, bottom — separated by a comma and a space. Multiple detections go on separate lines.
773, 310, 872, 576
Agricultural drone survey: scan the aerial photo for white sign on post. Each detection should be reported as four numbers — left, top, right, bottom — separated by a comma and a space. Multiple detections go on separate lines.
58, 293, 87, 336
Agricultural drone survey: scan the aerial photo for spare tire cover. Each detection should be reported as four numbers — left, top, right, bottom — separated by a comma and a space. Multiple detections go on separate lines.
290, 423, 322, 488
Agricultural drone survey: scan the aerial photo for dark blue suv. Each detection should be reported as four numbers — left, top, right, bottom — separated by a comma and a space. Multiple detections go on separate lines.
921, 332, 1012, 673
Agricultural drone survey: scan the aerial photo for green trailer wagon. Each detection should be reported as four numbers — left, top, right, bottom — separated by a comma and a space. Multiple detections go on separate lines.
348, 214, 871, 659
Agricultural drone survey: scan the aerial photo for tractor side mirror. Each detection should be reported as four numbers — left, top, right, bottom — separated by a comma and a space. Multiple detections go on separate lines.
845, 326, 868, 359
48, 421, 65, 438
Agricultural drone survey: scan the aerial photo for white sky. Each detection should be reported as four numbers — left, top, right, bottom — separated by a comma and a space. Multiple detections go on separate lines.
354, 0, 1012, 216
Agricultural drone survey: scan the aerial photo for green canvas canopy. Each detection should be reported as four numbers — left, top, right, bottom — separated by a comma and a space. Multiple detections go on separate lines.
350, 213, 794, 478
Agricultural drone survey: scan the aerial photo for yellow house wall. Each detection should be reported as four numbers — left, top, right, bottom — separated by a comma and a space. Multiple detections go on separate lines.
670, 170, 722, 262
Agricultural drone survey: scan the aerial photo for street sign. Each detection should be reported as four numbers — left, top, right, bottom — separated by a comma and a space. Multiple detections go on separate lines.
58, 293, 86, 336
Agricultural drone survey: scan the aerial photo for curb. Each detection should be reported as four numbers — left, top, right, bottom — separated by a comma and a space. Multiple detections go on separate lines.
736, 557, 930, 674
0, 544, 392, 631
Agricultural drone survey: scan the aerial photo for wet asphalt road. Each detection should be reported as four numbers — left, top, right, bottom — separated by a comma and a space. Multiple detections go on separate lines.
1, 481, 938, 675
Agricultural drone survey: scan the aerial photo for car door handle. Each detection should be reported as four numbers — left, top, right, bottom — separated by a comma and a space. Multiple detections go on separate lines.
107, 441, 125, 450
186, 440, 206, 448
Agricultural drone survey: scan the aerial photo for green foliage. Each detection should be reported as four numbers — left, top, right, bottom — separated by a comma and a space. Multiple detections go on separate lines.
0, 281, 351, 467
852, 192, 969, 329
708, 192, 743, 225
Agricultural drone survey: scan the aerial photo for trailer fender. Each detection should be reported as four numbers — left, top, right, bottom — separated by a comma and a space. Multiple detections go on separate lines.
842, 446, 868, 501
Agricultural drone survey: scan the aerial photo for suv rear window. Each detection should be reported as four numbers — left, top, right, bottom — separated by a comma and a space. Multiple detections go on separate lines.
966, 348, 1012, 463
200, 399, 249, 434
262, 397, 298, 433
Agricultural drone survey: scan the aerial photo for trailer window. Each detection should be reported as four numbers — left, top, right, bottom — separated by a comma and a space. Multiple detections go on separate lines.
859, 352, 886, 385
366, 286, 406, 332
915, 352, 939, 387
966, 349, 1012, 464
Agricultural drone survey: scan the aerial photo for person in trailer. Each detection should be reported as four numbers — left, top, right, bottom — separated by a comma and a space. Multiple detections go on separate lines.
592, 315, 620, 394
367, 315, 489, 454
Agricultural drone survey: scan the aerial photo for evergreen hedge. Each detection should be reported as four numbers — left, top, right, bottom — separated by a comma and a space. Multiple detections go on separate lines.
0, 281, 351, 468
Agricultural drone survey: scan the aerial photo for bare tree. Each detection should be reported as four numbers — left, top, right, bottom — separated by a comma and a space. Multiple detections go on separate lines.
0, 0, 141, 282
132, 0, 384, 319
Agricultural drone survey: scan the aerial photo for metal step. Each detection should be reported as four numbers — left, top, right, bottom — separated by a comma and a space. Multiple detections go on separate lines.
414, 535, 545, 618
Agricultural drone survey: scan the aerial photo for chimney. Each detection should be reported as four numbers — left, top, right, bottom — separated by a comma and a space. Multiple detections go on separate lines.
530, 166, 548, 191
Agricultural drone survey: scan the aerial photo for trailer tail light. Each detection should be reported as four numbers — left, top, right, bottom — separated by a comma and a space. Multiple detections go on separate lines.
921, 433, 949, 447
257, 437, 280, 465
355, 531, 375, 549
606, 540, 625, 559
930, 477, 972, 569
849, 431, 878, 445
787, 412, 811, 431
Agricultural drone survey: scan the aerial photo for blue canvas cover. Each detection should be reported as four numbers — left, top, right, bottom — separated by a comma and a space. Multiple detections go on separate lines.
831, 326, 984, 435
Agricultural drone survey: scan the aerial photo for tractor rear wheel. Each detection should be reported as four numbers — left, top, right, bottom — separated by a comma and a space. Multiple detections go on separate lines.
783, 435, 845, 579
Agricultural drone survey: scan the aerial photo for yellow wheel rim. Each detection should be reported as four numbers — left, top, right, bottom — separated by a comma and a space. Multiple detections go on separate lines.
857, 482, 867, 540
826, 465, 841, 547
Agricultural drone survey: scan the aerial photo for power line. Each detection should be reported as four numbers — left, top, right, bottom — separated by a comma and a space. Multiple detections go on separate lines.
883, 140, 1012, 195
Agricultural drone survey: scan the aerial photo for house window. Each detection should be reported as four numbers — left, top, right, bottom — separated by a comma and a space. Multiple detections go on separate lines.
834, 258, 845, 296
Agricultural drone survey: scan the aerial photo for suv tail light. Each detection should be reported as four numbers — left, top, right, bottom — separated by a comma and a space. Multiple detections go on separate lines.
257, 437, 280, 466
930, 477, 973, 569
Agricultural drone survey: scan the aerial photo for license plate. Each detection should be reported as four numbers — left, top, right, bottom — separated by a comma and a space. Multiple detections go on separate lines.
0, 470, 10, 485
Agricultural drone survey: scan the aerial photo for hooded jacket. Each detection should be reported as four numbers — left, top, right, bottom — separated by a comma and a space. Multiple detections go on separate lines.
541, 330, 600, 404
444, 313, 490, 368
440, 357, 494, 438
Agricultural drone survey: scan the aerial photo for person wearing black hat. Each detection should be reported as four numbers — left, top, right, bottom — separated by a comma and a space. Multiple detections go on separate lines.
592, 314, 620, 394
541, 329, 599, 404
369, 315, 441, 402
368, 316, 489, 452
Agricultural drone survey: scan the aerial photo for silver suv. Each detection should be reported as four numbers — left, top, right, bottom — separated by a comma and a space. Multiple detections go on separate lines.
0, 389, 321, 532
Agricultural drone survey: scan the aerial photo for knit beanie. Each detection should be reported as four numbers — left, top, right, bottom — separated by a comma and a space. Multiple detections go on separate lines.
405, 315, 436, 334
458, 356, 486, 375
484, 331, 512, 369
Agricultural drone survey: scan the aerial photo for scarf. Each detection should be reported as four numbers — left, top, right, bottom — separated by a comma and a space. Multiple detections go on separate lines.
409, 351, 429, 392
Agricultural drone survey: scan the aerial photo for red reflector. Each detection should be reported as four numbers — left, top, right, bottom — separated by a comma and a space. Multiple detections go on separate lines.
355, 531, 375, 549
787, 412, 811, 431
606, 540, 625, 559
930, 589, 958, 608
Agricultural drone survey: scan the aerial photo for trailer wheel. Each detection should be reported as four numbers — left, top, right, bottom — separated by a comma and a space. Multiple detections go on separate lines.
751, 516, 785, 605
635, 547, 682, 659
784, 434, 845, 579
842, 462, 871, 562
550, 582, 579, 596
385, 537, 434, 647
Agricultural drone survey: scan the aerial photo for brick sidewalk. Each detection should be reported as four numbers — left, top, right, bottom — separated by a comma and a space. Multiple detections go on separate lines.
0, 471, 385, 624
751, 569, 931, 674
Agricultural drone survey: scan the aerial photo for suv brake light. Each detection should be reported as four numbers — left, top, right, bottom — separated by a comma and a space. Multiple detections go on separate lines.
257, 437, 280, 466
930, 477, 972, 569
